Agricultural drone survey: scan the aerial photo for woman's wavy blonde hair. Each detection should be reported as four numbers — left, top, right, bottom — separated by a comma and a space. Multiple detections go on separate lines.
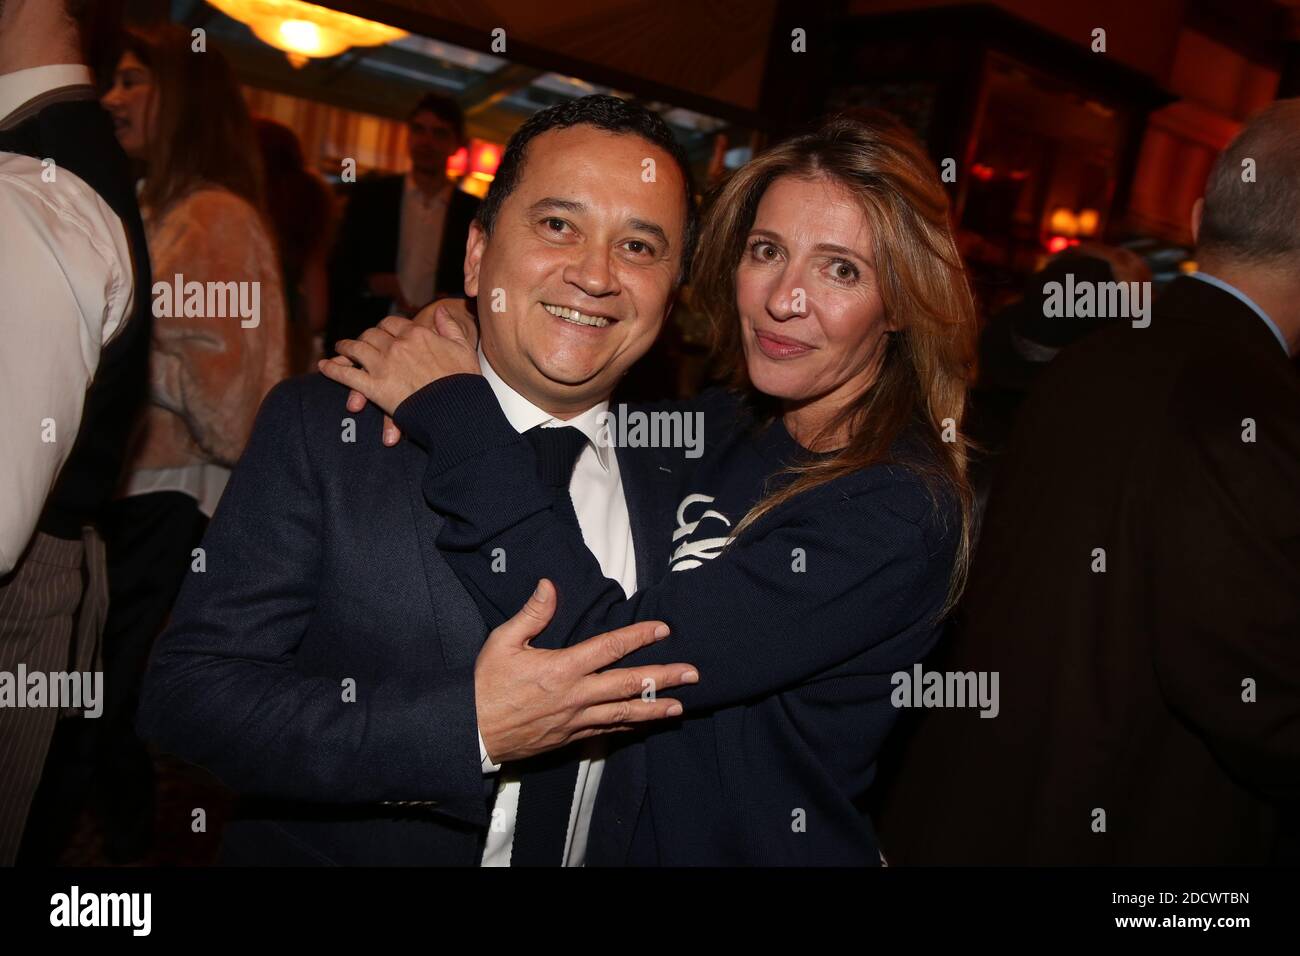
693, 115, 978, 613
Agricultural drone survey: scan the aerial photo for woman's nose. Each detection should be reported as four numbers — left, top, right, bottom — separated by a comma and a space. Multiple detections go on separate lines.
765, 270, 808, 321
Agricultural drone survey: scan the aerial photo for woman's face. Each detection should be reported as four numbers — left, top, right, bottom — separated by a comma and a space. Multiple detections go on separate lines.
736, 174, 895, 419
100, 52, 157, 160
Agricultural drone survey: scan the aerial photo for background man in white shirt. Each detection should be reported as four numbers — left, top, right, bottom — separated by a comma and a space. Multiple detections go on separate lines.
325, 92, 481, 354
0, 0, 151, 864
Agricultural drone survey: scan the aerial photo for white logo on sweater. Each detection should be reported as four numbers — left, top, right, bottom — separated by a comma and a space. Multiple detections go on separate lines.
670, 493, 733, 571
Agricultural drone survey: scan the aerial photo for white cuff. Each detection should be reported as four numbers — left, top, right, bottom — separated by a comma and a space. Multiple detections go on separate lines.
478, 729, 501, 774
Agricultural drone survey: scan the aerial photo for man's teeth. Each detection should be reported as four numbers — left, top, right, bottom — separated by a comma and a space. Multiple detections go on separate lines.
543, 303, 611, 327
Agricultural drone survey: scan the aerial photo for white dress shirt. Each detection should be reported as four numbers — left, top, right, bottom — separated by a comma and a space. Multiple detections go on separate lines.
122, 462, 230, 519
395, 174, 451, 312
476, 346, 637, 867
0, 64, 133, 573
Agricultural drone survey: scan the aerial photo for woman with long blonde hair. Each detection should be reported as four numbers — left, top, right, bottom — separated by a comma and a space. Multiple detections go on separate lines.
328, 114, 976, 864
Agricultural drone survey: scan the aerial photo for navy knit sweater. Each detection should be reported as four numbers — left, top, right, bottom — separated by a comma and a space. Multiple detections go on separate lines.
394, 374, 959, 865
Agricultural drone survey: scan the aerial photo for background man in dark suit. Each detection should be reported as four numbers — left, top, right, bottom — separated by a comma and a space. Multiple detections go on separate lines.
325, 92, 480, 354
880, 98, 1300, 864
136, 95, 700, 866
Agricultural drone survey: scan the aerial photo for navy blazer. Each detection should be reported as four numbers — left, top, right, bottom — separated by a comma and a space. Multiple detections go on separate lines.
135, 373, 677, 865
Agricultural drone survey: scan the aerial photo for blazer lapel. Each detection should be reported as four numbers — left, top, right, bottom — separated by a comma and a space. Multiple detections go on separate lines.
396, 440, 489, 668
616, 443, 678, 591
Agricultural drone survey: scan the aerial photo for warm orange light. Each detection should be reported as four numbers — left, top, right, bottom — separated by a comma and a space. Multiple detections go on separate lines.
1048, 207, 1079, 237
458, 177, 490, 199
278, 19, 325, 55
207, 0, 405, 65
1077, 209, 1100, 236
470, 143, 501, 180
446, 146, 468, 179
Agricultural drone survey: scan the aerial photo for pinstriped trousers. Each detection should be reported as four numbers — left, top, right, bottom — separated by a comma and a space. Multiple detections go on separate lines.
0, 528, 107, 865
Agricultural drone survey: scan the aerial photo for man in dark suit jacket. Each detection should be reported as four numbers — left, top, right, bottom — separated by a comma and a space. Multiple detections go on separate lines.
326, 93, 480, 354
136, 95, 701, 865
880, 99, 1300, 864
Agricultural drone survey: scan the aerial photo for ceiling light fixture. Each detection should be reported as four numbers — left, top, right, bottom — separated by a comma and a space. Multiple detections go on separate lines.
207, 0, 406, 68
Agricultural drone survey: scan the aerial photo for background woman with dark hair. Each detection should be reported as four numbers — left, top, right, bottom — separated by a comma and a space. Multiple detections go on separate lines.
80, 25, 288, 860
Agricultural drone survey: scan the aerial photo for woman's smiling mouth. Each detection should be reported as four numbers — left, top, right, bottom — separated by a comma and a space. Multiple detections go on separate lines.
754, 329, 814, 358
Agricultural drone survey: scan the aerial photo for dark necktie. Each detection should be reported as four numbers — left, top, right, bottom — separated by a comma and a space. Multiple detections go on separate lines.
507, 424, 589, 866
521, 425, 588, 533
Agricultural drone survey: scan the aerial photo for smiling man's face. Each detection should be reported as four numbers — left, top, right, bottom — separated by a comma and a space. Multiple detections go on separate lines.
464, 124, 687, 417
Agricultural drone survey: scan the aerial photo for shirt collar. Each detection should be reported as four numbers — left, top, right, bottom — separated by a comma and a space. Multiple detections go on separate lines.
0, 65, 93, 126
478, 344, 613, 471
1188, 272, 1290, 356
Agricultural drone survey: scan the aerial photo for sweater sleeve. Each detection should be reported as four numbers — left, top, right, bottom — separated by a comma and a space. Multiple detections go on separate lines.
148, 190, 288, 467
394, 375, 955, 713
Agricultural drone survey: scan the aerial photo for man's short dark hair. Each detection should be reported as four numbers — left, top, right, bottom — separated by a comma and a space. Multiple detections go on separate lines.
1200, 98, 1300, 265
476, 94, 698, 285
407, 92, 465, 145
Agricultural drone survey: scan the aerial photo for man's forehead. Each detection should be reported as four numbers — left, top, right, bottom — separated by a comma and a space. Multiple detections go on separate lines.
513, 127, 685, 222
526, 126, 681, 180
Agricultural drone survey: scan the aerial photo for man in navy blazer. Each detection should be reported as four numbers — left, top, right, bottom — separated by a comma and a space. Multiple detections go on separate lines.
136, 95, 700, 866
